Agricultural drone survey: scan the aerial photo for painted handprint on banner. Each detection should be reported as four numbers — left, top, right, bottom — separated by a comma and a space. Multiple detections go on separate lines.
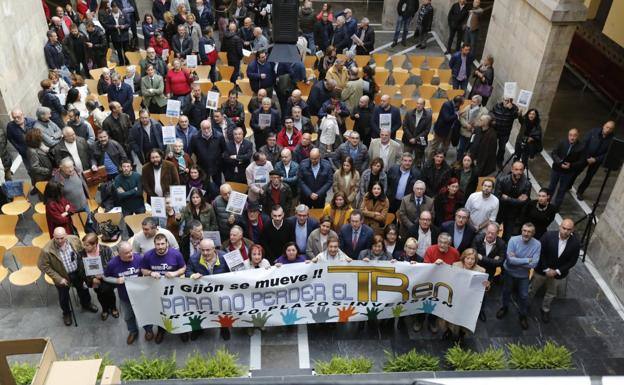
362, 306, 383, 321
417, 300, 437, 314
213, 315, 239, 328
309, 306, 337, 323
162, 317, 178, 333
281, 309, 305, 325
244, 312, 272, 328
337, 305, 357, 323
391, 304, 405, 318
184, 315, 206, 331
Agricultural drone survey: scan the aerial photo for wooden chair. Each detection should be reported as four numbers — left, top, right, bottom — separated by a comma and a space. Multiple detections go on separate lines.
89, 67, 107, 81
345, 117, 355, 132
385, 213, 396, 226
308, 208, 324, 221
0, 215, 19, 250
194, 65, 212, 80
72, 212, 88, 239
391, 69, 410, 86
115, 66, 127, 77
124, 213, 152, 235
197, 80, 213, 94
375, 68, 390, 86
31, 213, 51, 249
403, 98, 419, 110
125, 51, 142, 66
395, 129, 404, 141
430, 98, 447, 122
426, 56, 446, 69
446, 89, 466, 100
391, 55, 406, 70
420, 69, 435, 86
35, 181, 48, 194
2, 181, 31, 215
380, 85, 400, 97
409, 55, 426, 75
218, 51, 228, 65
437, 69, 453, 91
94, 212, 123, 247
238, 94, 252, 111
227, 181, 249, 194
304, 55, 317, 69
34, 202, 46, 214
0, 245, 9, 297
215, 80, 235, 96
8, 246, 44, 305
218, 65, 234, 82
354, 55, 370, 68
297, 81, 313, 98
85, 78, 99, 94
132, 95, 143, 117
418, 85, 438, 100
98, 94, 110, 110
372, 53, 389, 67
237, 78, 253, 95
400, 84, 417, 98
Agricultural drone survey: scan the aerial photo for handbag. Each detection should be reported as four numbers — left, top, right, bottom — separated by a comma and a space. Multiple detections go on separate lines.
83, 166, 107, 187
474, 83, 493, 97
98, 219, 121, 242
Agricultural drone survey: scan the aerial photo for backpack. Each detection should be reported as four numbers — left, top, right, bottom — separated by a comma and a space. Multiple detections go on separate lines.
99, 219, 121, 242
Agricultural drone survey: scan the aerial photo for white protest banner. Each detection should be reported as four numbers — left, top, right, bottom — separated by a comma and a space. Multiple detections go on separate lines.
517, 89, 533, 108
225, 191, 247, 215
379, 113, 392, 131
223, 249, 245, 271
170, 185, 187, 213
186, 54, 198, 68
151, 197, 166, 218
258, 113, 272, 128
166, 99, 181, 117
162, 125, 176, 145
126, 262, 487, 333
83, 256, 104, 276
504, 82, 518, 100
206, 91, 220, 110
204, 231, 222, 247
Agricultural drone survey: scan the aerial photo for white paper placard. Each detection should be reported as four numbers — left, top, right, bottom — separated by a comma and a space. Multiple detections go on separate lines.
253, 165, 269, 184
124, 77, 135, 93
151, 197, 166, 218
162, 48, 169, 61
166, 99, 181, 117
225, 191, 247, 215
170, 185, 187, 212
379, 113, 392, 131
517, 89, 533, 108
242, 49, 252, 57
204, 44, 215, 54
185, 54, 198, 68
10, 155, 22, 174
83, 255, 104, 276
204, 231, 222, 247
223, 249, 245, 271
259, 113, 272, 128
504, 82, 518, 100
206, 91, 220, 110
162, 125, 176, 144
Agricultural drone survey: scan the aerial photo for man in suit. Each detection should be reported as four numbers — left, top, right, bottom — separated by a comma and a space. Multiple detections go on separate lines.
473, 222, 507, 281
141, 149, 180, 199
440, 208, 476, 253
141, 64, 168, 114
548, 128, 585, 207
222, 127, 253, 183
298, 148, 333, 208
262, 205, 294, 263
576, 121, 615, 200
275, 148, 300, 195
387, 153, 422, 213
369, 128, 403, 172
354, 18, 375, 55
179, 220, 205, 263
408, 210, 439, 259
446, 0, 470, 54
286, 204, 320, 254
402, 98, 431, 167
398, 180, 434, 239
51, 127, 93, 172
334, 131, 369, 173
529, 218, 580, 323
172, 24, 193, 58
108, 73, 135, 122
339, 210, 374, 259
129, 109, 166, 165
371, 94, 402, 139
449, 43, 474, 91
102, 102, 133, 152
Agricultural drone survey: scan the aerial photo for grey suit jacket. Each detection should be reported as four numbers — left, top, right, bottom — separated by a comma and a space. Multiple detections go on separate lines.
398, 194, 435, 239
368, 138, 403, 171
306, 228, 338, 259
141, 74, 168, 108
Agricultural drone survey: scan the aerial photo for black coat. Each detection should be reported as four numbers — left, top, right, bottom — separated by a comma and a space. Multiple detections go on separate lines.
222, 140, 253, 182
472, 232, 507, 278
190, 131, 225, 180
386, 165, 421, 202
581, 127, 614, 164
440, 221, 476, 253
171, 35, 193, 57
262, 221, 294, 263
447, 2, 470, 30
514, 115, 543, 158
355, 27, 375, 55
397, 0, 418, 17
491, 102, 519, 138
407, 224, 439, 245
402, 108, 432, 149
421, 160, 452, 197
535, 231, 580, 279
103, 13, 130, 42
551, 139, 585, 174
221, 31, 243, 66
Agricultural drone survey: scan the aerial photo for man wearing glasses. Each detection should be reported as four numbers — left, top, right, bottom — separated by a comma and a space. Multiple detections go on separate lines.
39, 227, 98, 326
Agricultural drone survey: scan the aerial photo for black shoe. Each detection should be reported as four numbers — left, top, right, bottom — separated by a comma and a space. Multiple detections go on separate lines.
127, 332, 138, 345
496, 307, 508, 319
84, 304, 99, 313
155, 329, 165, 344
391, 41, 397, 48
541, 309, 551, 323
401, 40, 407, 47
412, 318, 423, 332
576, 192, 584, 201
479, 310, 487, 322
519, 316, 529, 330
63, 313, 72, 326
144, 330, 154, 341
180, 332, 189, 342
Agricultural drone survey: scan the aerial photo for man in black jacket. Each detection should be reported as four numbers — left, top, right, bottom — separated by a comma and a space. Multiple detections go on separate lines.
473, 222, 507, 280
261, 205, 294, 263
190, 120, 225, 187
221, 22, 244, 82
63, 24, 89, 76
491, 98, 520, 169
351, 96, 375, 147
495, 161, 531, 240
529, 219, 579, 323
446, 0, 470, 54
576, 120, 615, 200
413, 0, 434, 49
392, 0, 418, 47
440, 208, 476, 253
182, 84, 208, 129
402, 98, 431, 168
548, 128, 585, 208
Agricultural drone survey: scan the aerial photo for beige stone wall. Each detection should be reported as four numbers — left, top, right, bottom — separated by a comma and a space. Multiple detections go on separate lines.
0, 0, 50, 127
588, 169, 624, 303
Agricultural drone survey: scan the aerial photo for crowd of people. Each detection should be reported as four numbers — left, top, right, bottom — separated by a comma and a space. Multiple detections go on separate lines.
0, 0, 613, 347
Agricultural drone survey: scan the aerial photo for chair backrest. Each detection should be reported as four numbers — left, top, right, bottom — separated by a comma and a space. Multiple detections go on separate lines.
419, 85, 438, 100
420, 69, 435, 85
375, 68, 390, 86
372, 53, 389, 67
304, 55, 316, 70
354, 55, 370, 68
98, 94, 110, 111
227, 182, 249, 194
35, 181, 48, 195
401, 84, 417, 98
447, 89, 466, 100
198, 81, 213, 94
308, 208, 324, 221
32, 213, 49, 233
218, 51, 228, 65
89, 67, 107, 81
385, 213, 396, 226
218, 65, 234, 82
391, 69, 410, 86
391, 55, 406, 70
125, 51, 142, 66
237, 79, 253, 95
426, 56, 445, 69
379, 85, 400, 97
11, 246, 42, 268
72, 212, 87, 238
0, 215, 19, 236
296, 81, 313, 97
215, 81, 235, 96
94, 212, 123, 226
430, 98, 447, 114
194, 65, 211, 80
124, 213, 152, 235
437, 69, 452, 84
409, 55, 426, 71
85, 78, 99, 94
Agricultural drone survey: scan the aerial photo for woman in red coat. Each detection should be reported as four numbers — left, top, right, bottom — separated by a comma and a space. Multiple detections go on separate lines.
165, 59, 193, 100
44, 181, 77, 237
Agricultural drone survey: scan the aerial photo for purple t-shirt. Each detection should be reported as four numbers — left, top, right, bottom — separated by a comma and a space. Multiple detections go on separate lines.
104, 253, 143, 301
141, 248, 186, 275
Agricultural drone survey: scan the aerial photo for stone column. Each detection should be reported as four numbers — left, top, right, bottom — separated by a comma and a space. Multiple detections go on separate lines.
0, 0, 49, 128
481, 0, 587, 129
587, 168, 624, 303
382, 0, 400, 30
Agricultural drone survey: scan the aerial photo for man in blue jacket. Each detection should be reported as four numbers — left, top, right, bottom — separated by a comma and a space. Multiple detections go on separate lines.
576, 120, 615, 200
298, 148, 333, 208
108, 73, 135, 123
430, 95, 463, 156
448, 44, 474, 91
247, 51, 276, 96
6, 108, 35, 165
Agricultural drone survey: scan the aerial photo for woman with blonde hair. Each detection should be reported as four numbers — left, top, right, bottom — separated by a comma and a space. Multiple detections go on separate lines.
322, 191, 353, 232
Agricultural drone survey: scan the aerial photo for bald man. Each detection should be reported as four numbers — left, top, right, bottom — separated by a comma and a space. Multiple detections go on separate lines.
38, 227, 97, 326
51, 126, 93, 172
298, 148, 333, 208
548, 128, 585, 207
529, 219, 580, 323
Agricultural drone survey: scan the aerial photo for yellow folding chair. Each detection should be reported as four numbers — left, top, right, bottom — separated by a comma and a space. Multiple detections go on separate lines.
391, 69, 410, 86
0, 214, 18, 251
426, 56, 446, 69
9, 246, 44, 305
375, 68, 390, 86
380, 85, 400, 97
372, 53, 389, 67
218, 65, 234, 82
2, 181, 31, 216
125, 51, 142, 66
354, 55, 370, 68
226, 181, 249, 194
409, 55, 426, 75
420, 69, 435, 86
418, 85, 438, 100
198, 80, 213, 94
215, 80, 235, 96
89, 67, 107, 81
237, 79, 253, 95
218, 52, 228, 65
194, 65, 212, 80
297, 81, 313, 98
437, 69, 453, 91
447, 89, 467, 100
400, 84, 417, 98
308, 208, 324, 221
98, 94, 110, 111
391, 55, 406, 70
32, 213, 51, 249
304, 56, 317, 69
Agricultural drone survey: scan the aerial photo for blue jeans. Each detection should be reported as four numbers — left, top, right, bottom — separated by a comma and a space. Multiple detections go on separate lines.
393, 15, 413, 43
548, 169, 575, 207
452, 77, 468, 91
502, 271, 530, 316
303, 32, 315, 54
464, 27, 478, 51
456, 135, 471, 161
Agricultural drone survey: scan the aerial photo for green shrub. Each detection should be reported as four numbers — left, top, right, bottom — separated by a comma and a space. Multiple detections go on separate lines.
120, 353, 177, 380
383, 349, 440, 372
507, 341, 573, 370
315, 355, 373, 375
445, 345, 506, 371
176, 349, 245, 379
10, 362, 36, 385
